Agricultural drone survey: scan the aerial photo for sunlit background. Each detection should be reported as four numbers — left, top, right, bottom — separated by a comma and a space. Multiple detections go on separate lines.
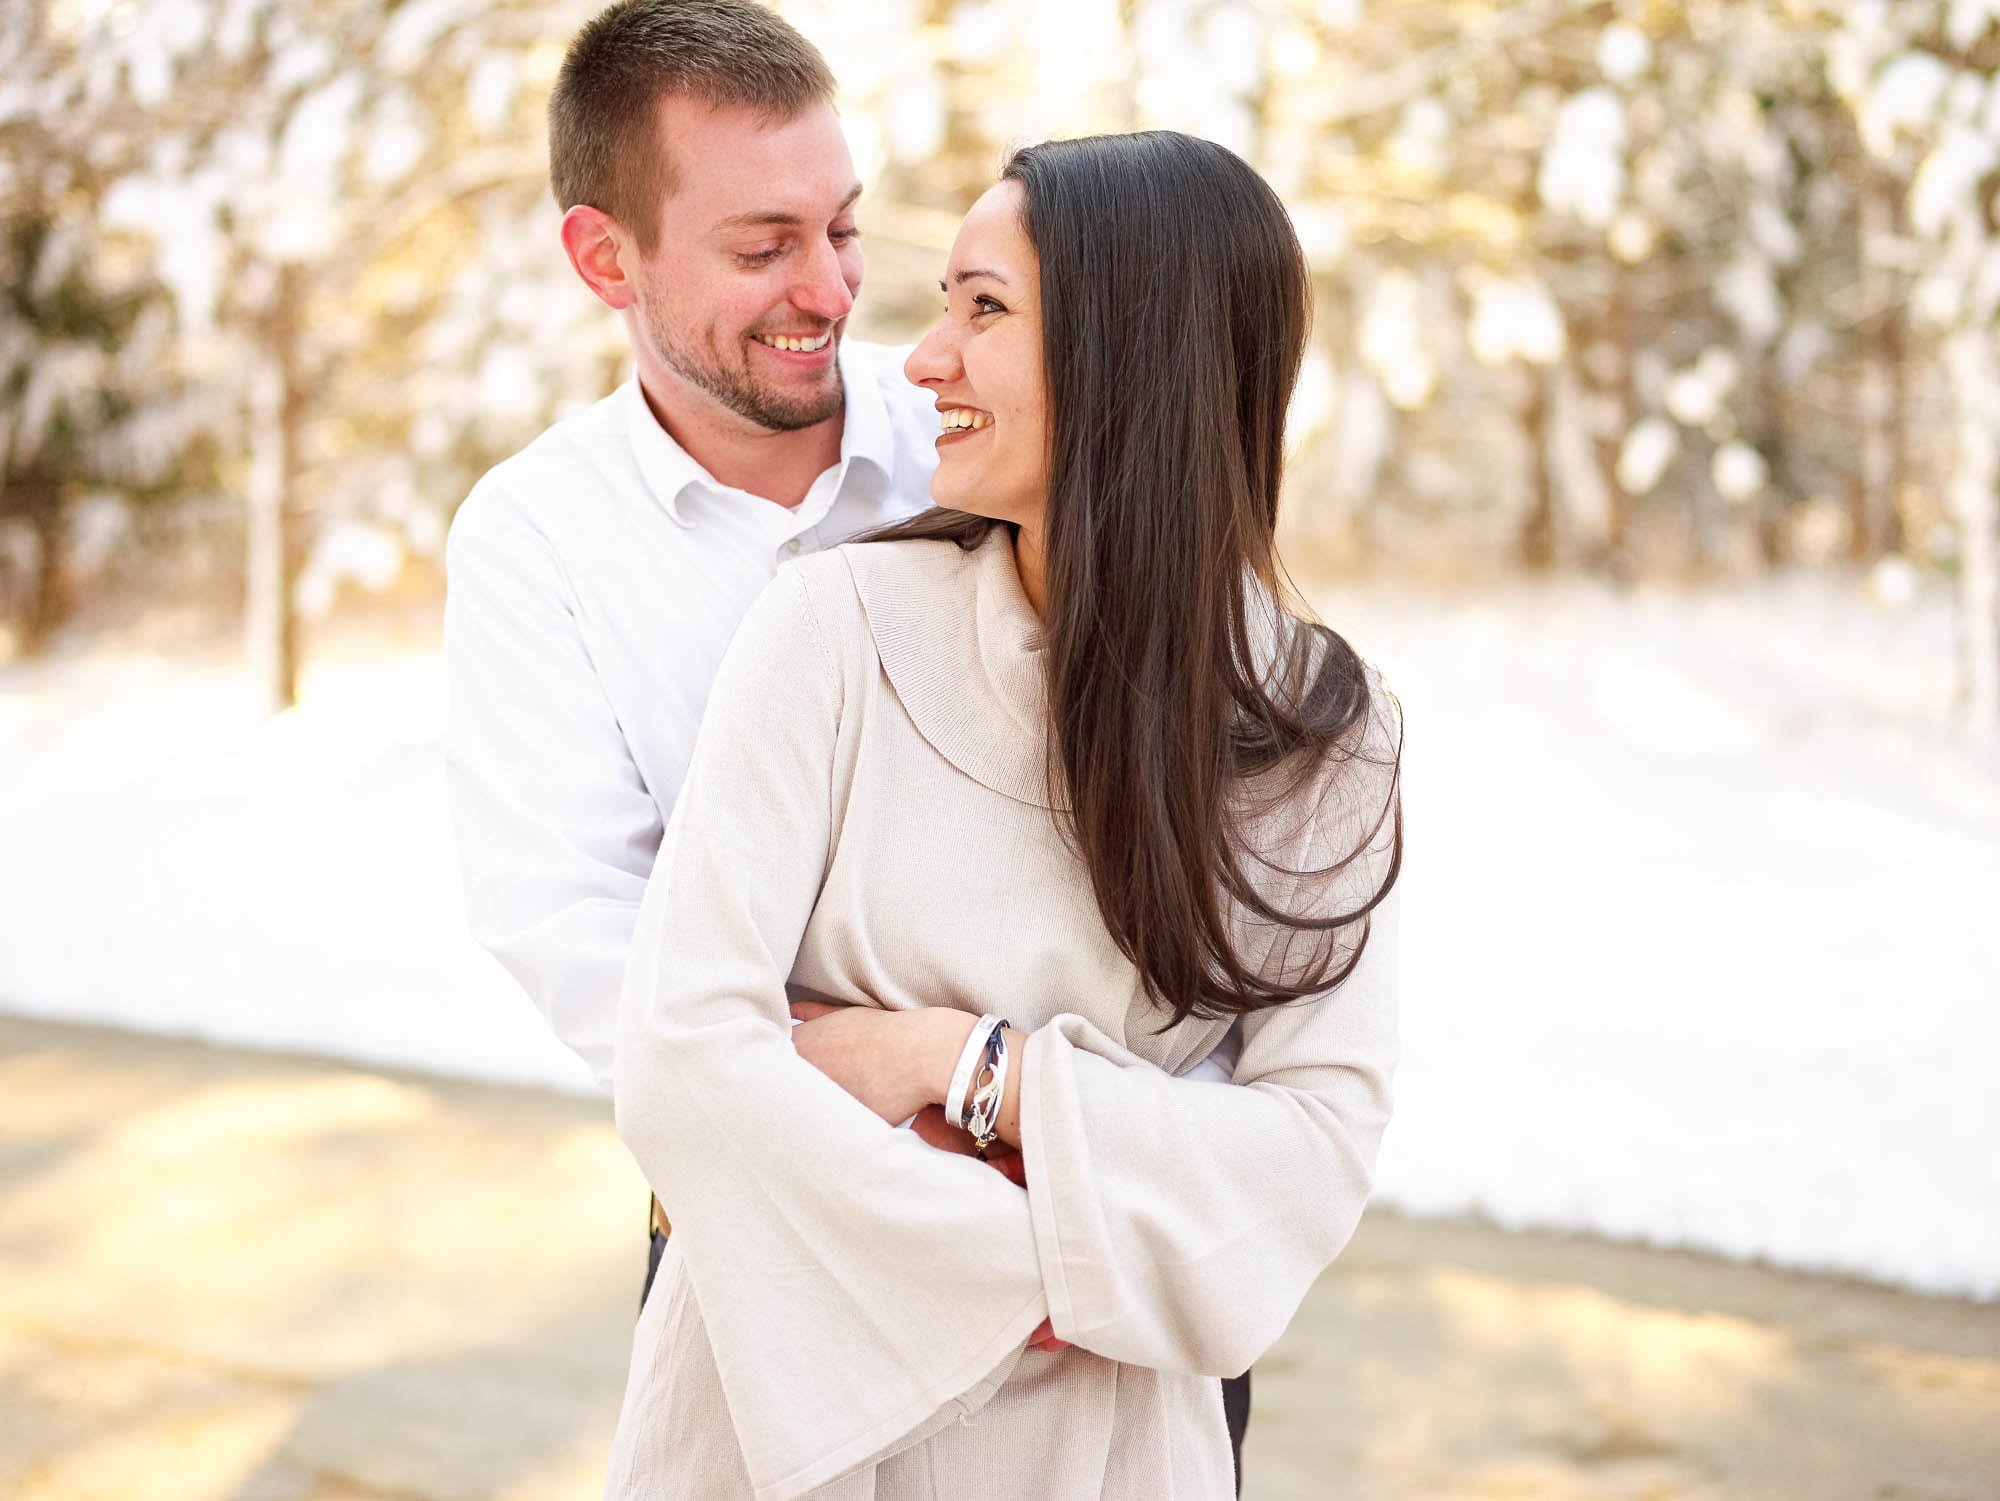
3, 1, 1998, 1496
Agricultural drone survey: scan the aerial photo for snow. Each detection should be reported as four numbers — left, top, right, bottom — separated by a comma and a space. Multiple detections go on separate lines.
1268, 28, 1321, 81
1387, 97, 1452, 181
1711, 441, 1768, 504
1716, 252, 1784, 347
2, 576, 1996, 1300
1595, 23, 1652, 87
1315, 574, 2000, 1301
363, 90, 430, 187
1861, 51, 1952, 157
1360, 270, 1437, 412
465, 52, 519, 137
1539, 88, 1627, 228
101, 170, 224, 334
0, 646, 595, 1096
1910, 124, 1997, 238
1464, 272, 1564, 368
1608, 209, 1656, 264
1664, 347, 1740, 428
1615, 422, 1678, 499
377, 0, 472, 75
1947, 0, 2000, 53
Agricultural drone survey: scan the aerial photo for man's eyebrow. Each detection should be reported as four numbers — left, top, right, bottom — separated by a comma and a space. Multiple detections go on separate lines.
713, 182, 863, 232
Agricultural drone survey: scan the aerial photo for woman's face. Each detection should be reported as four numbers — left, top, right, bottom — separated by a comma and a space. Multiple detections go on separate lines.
904, 182, 1048, 531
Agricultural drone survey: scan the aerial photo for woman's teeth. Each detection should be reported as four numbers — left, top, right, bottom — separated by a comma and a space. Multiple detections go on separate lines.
757, 331, 832, 352
940, 409, 991, 431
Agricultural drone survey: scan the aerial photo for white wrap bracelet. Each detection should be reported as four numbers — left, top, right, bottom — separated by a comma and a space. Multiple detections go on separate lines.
944, 1014, 1007, 1137
963, 1024, 1009, 1158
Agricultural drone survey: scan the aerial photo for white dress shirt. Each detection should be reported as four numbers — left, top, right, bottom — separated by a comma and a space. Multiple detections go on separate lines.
445, 339, 935, 1088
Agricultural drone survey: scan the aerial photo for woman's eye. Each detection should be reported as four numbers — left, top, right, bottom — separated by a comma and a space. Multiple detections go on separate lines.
973, 295, 1005, 316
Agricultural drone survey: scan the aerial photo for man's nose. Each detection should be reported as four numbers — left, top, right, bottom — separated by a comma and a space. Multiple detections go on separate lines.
792, 239, 855, 323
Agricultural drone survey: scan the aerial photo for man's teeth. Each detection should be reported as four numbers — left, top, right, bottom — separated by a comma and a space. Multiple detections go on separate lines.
757, 331, 832, 352
940, 409, 992, 431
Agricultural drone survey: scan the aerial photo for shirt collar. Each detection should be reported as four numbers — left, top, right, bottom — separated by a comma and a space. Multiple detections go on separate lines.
834, 337, 897, 492
622, 338, 900, 527
621, 378, 708, 527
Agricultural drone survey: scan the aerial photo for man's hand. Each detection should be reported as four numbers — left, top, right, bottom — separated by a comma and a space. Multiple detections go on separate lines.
787, 997, 1065, 1353
787, 1002, 938, 1125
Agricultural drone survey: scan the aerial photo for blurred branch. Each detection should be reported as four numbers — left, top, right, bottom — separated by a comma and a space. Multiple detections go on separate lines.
1316, 0, 1612, 128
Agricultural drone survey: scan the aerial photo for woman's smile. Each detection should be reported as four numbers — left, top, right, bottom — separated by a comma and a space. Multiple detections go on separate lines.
935, 404, 994, 447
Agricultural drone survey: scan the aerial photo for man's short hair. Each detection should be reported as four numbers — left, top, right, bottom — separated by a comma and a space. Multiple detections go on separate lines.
549, 0, 837, 251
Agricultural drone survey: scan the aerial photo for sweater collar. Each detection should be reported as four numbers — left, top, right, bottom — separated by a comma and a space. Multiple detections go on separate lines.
844, 527, 1296, 813
843, 527, 1062, 811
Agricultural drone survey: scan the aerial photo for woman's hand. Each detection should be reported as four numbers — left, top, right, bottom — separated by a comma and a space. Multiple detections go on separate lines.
904, 1104, 1029, 1189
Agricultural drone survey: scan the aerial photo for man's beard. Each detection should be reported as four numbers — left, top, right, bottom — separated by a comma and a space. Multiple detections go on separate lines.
643, 305, 844, 433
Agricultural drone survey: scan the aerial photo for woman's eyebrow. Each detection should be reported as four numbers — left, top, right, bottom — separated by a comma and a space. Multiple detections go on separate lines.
951, 268, 1010, 285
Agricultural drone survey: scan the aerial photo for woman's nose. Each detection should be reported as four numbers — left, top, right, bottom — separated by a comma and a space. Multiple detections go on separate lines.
904, 319, 959, 387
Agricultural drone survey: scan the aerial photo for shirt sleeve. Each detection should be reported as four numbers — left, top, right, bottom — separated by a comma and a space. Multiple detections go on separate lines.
614, 566, 1049, 1501
1017, 690, 1405, 1379
444, 485, 662, 1089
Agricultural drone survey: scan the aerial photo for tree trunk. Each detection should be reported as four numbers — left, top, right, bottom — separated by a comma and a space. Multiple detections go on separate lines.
246, 261, 304, 712
1946, 328, 2000, 728
15, 476, 66, 656
1518, 365, 1557, 571
1590, 282, 1635, 583
1753, 353, 1787, 571
1856, 178, 1907, 564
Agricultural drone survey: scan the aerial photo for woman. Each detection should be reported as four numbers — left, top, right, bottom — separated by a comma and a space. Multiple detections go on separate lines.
605, 131, 1402, 1500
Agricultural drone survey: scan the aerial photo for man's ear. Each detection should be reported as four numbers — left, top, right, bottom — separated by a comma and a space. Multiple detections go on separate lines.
560, 205, 641, 311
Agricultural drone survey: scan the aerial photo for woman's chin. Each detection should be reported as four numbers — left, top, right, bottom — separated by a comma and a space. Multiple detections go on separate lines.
924, 479, 1030, 528
930, 484, 980, 516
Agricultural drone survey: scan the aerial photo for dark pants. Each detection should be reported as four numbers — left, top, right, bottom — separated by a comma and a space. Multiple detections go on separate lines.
643, 1226, 1250, 1495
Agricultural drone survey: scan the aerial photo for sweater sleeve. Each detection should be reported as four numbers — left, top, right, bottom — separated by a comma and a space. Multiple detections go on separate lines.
1018, 686, 1405, 1379
613, 566, 1049, 1501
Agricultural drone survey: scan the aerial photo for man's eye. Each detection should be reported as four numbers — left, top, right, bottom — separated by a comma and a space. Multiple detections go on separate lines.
831, 227, 861, 244
740, 247, 783, 267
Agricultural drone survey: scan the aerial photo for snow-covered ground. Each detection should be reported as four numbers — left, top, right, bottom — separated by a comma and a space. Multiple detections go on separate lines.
3, 573, 1996, 1299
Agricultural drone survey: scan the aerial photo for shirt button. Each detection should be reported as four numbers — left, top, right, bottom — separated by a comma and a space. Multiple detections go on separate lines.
784, 538, 802, 556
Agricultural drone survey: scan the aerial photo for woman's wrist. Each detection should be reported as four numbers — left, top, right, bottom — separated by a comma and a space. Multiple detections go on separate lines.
917, 1011, 1026, 1154
918, 1008, 983, 1111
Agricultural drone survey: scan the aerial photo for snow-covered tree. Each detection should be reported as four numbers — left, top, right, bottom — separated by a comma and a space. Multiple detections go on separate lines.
16, 0, 616, 702
7, 0, 1999, 728
1826, 0, 2000, 726
0, 14, 212, 652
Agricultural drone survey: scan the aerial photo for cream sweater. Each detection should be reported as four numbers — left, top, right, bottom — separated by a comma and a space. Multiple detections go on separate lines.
607, 529, 1401, 1501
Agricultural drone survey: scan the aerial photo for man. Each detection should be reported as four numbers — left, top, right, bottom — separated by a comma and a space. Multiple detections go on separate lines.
446, 0, 924, 1099
443, 0, 1251, 1485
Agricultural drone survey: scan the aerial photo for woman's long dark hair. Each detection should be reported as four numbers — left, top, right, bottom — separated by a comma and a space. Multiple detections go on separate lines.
865, 131, 1401, 1025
